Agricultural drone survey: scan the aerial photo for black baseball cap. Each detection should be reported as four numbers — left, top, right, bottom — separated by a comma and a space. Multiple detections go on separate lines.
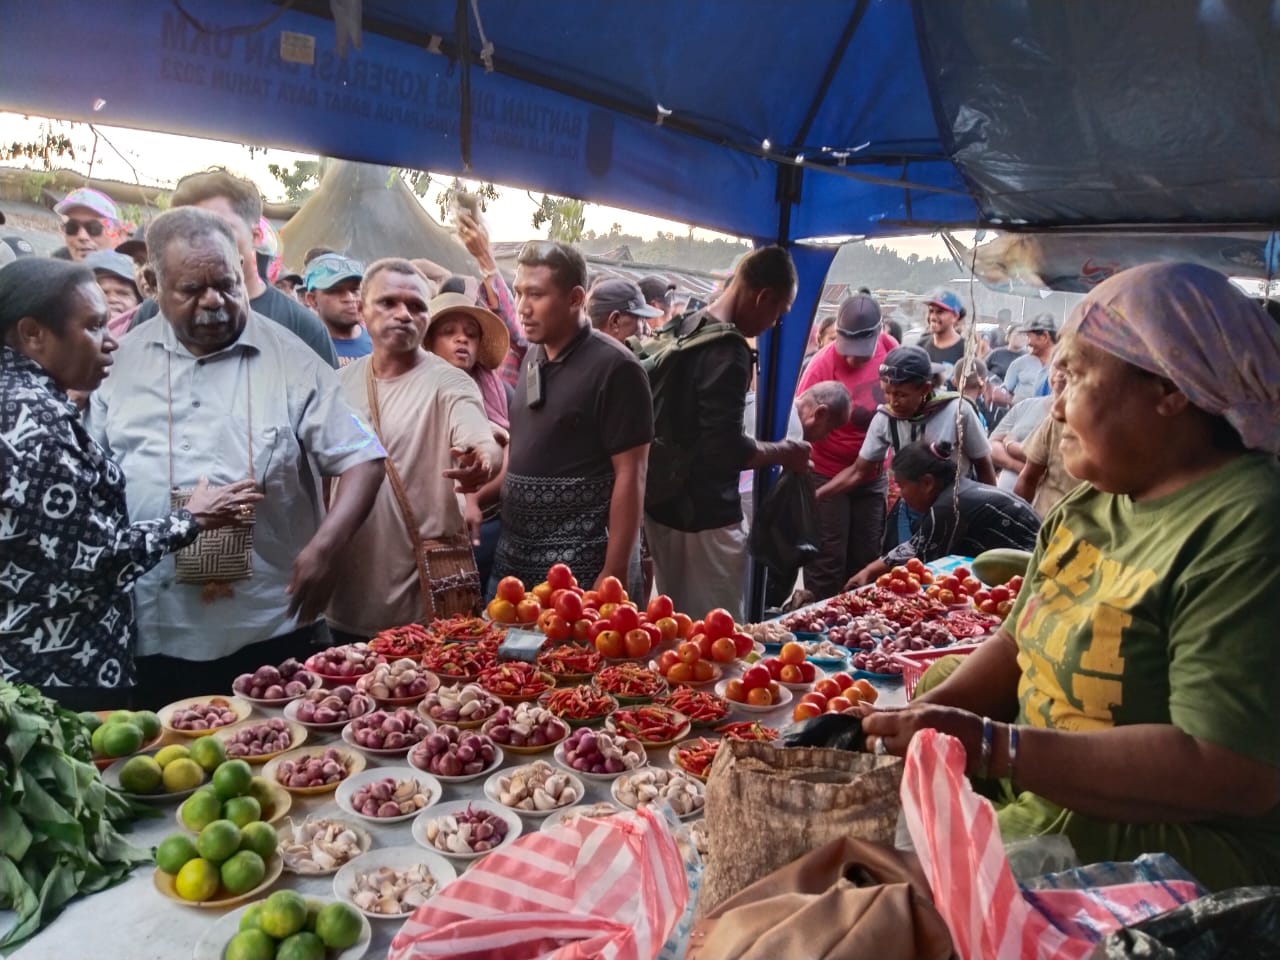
879, 345, 934, 384
638, 275, 676, 308
833, 293, 882, 358
591, 278, 662, 318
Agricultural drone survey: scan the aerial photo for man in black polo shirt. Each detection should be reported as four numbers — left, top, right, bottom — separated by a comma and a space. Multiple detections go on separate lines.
644, 245, 811, 621
491, 241, 653, 595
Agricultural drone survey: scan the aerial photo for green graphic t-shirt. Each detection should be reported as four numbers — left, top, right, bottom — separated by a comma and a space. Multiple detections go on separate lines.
997, 453, 1280, 890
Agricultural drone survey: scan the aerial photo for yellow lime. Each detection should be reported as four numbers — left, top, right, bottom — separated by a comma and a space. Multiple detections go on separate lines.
119, 755, 163, 794
213, 759, 254, 800
315, 901, 363, 949
189, 735, 227, 773
197, 819, 242, 863
220, 850, 266, 895
155, 833, 199, 875
258, 890, 307, 939
154, 743, 191, 769
173, 857, 220, 902
180, 789, 222, 832
238, 821, 278, 861
162, 757, 205, 793
224, 929, 276, 960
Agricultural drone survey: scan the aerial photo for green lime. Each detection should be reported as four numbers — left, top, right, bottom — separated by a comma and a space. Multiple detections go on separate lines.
258, 890, 307, 939
162, 757, 204, 793
118, 755, 163, 794
154, 743, 191, 769
180, 789, 222, 832
238, 901, 266, 933
222, 795, 261, 828
220, 850, 266, 895
131, 710, 162, 741
189, 735, 227, 773
99, 722, 143, 758
155, 833, 199, 875
238, 821, 278, 861
213, 759, 254, 800
105, 709, 134, 726
173, 857, 220, 902
196, 819, 242, 863
224, 928, 276, 960
314, 901, 363, 949
276, 931, 325, 960
79, 711, 103, 733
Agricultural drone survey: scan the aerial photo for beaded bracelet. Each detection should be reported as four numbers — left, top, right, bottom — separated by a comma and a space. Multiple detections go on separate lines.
1008, 724, 1020, 782
979, 716, 995, 779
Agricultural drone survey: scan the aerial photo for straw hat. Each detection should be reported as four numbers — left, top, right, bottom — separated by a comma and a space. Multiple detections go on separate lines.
426, 292, 511, 370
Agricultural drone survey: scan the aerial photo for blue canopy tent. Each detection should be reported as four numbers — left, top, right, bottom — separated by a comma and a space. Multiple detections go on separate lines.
4, 0, 1277, 608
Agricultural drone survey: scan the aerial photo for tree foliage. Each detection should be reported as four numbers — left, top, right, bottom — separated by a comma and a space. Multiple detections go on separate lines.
265, 159, 323, 203
531, 194, 586, 243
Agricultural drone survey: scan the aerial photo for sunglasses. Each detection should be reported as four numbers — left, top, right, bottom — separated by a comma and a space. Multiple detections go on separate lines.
64, 218, 105, 238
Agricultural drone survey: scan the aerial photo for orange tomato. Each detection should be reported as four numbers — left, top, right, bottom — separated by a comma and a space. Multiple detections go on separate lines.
516, 597, 542, 623
767, 681, 781, 702
814, 678, 842, 700
623, 629, 652, 659
667, 662, 695, 684
779, 664, 804, 684
581, 589, 602, 610
696, 633, 716, 660
598, 602, 618, 619
542, 613, 571, 642
692, 659, 715, 682
594, 630, 624, 659
598, 575, 625, 604
801, 691, 828, 711
546, 563, 575, 591
746, 687, 773, 706
829, 673, 855, 692
657, 650, 680, 674
723, 678, 746, 702
710, 637, 737, 663
495, 576, 525, 604
778, 641, 805, 666
676, 642, 701, 665
851, 679, 878, 703
827, 695, 853, 713
655, 617, 679, 643
486, 598, 517, 624
792, 701, 822, 722
531, 581, 554, 605
673, 613, 694, 639
572, 618, 593, 642
537, 608, 558, 632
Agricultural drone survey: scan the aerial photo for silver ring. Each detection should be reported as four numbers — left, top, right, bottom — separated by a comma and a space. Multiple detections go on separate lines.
873, 736, 888, 756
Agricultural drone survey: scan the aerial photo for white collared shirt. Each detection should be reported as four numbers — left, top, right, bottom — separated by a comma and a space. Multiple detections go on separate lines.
86, 311, 385, 660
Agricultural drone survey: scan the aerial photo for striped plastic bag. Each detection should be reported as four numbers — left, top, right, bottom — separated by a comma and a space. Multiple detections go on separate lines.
900, 730, 1200, 960
389, 804, 692, 960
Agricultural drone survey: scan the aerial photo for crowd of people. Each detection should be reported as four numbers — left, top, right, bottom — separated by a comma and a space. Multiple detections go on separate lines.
5, 169, 1280, 892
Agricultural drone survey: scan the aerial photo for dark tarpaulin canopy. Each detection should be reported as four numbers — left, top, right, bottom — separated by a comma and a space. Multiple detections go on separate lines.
4, 0, 1276, 608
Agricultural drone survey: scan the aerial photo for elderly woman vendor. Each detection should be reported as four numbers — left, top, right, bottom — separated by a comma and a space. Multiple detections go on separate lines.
863, 262, 1280, 891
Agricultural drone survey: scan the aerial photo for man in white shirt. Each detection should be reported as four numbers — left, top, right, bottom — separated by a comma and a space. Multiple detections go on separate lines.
999, 313, 1056, 403
87, 207, 386, 705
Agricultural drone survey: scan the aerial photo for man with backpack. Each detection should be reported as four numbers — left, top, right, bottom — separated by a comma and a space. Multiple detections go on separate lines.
640, 245, 811, 621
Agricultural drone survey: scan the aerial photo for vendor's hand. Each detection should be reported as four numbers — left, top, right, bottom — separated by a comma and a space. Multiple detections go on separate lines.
592, 567, 629, 592
463, 498, 483, 547
777, 439, 812, 474
286, 542, 339, 624
445, 447, 493, 494
843, 569, 873, 592
184, 477, 263, 531
455, 213, 495, 269
861, 703, 985, 776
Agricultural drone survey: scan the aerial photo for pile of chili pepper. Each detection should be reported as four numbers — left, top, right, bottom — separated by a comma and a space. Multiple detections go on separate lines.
422, 639, 498, 679
659, 687, 729, 725
714, 720, 779, 742
608, 705, 687, 743
943, 609, 1001, 638
429, 615, 508, 645
369, 623, 437, 659
542, 685, 617, 721
594, 664, 667, 700
673, 737, 719, 780
537, 643, 602, 678
479, 661, 555, 700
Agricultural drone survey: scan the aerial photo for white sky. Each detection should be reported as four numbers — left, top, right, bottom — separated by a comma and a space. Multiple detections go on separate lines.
0, 111, 950, 257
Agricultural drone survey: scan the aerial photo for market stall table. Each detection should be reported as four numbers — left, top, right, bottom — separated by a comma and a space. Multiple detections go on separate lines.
5, 671, 906, 960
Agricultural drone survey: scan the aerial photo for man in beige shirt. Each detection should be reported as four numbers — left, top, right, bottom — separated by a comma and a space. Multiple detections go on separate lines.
326, 259, 501, 637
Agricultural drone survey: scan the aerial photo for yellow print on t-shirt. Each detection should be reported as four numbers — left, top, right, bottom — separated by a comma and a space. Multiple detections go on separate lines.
1016, 523, 1158, 731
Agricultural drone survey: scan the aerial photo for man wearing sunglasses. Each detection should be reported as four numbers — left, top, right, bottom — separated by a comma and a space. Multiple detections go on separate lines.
54, 187, 121, 262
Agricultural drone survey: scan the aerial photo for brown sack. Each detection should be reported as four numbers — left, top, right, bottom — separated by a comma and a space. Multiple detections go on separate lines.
687, 836, 953, 960
701, 739, 903, 912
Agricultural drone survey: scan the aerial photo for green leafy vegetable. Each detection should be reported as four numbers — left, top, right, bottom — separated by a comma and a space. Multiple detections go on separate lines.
0, 682, 151, 950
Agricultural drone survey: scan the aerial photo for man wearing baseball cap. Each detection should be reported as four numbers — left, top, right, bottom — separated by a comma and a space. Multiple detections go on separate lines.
303, 253, 370, 367
638, 275, 678, 327
587, 277, 663, 341
54, 187, 122, 262
922, 287, 967, 374
83, 249, 142, 336
794, 293, 899, 598
999, 312, 1057, 403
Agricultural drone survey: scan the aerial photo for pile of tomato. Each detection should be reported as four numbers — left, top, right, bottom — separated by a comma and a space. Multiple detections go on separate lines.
791, 673, 879, 721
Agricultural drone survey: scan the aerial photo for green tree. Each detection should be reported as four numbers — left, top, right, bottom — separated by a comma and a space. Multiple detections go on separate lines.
266, 159, 323, 203
530, 194, 587, 243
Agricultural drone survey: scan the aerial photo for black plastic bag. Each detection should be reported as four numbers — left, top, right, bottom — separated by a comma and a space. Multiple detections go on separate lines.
749, 470, 819, 574
1089, 886, 1280, 960
781, 713, 866, 753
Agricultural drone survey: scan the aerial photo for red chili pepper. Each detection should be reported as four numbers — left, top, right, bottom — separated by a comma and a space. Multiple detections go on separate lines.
369, 623, 437, 658
610, 705, 685, 742
659, 687, 729, 724
537, 643, 603, 677
675, 737, 720, 778
594, 664, 666, 699
479, 661, 554, 698
542, 685, 616, 720
713, 720, 779, 742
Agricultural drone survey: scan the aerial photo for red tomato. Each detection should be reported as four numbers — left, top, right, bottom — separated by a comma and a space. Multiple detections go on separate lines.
640, 623, 662, 648
703, 608, 735, 640
941, 576, 961, 593
962, 577, 982, 595
767, 680, 781, 702
793, 701, 821, 722
979, 599, 999, 615
937, 589, 956, 604
989, 586, 1011, 604
598, 576, 625, 605
797, 661, 817, 682
906, 557, 926, 574
829, 673, 855, 692
554, 590, 583, 622
516, 597, 542, 623
580, 607, 601, 623
543, 614, 572, 642
997, 599, 1014, 616
742, 665, 771, 691
496, 576, 525, 604
723, 678, 746, 702
610, 604, 641, 635
696, 633, 716, 660
581, 590, 602, 610
572, 618, 593, 642
852, 679, 878, 704
657, 650, 680, 673
814, 678, 842, 700
827, 695, 852, 713
730, 632, 754, 658
801, 691, 828, 711
746, 687, 772, 706
536, 608, 558, 632
623, 629, 652, 658
588, 619, 613, 642
673, 614, 694, 639
762, 657, 783, 680
655, 617, 679, 643
710, 637, 737, 663
689, 620, 705, 639
594, 630, 624, 658
547, 563, 575, 591
953, 566, 971, 581
778, 642, 805, 666
779, 664, 803, 684
677, 642, 701, 665
646, 595, 674, 622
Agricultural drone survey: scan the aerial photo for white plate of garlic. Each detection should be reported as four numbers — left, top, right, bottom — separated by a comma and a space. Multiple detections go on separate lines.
333, 845, 457, 920
334, 767, 442, 825
483, 760, 584, 819
277, 815, 372, 876
411, 799, 523, 861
